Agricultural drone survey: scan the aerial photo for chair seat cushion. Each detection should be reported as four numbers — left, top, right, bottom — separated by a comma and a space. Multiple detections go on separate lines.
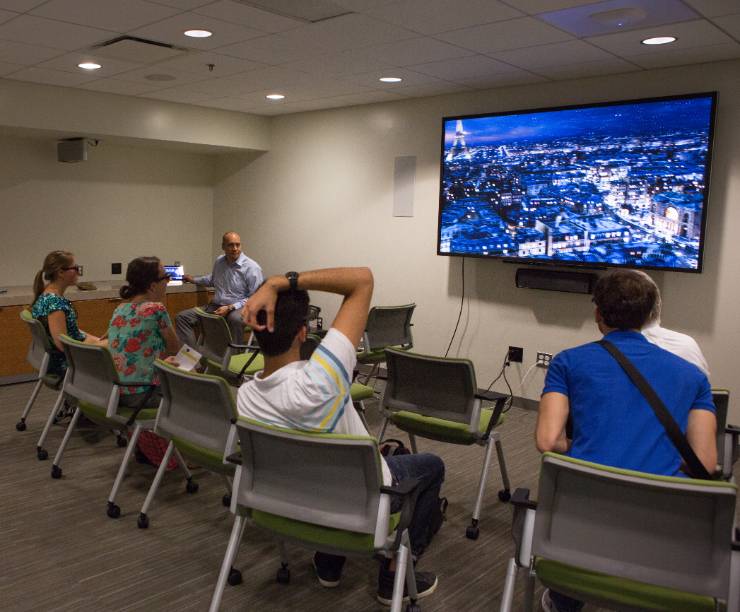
357, 345, 409, 364
535, 558, 715, 612
350, 382, 374, 401
251, 510, 401, 554
79, 401, 158, 426
390, 407, 503, 445
227, 352, 265, 376
171, 435, 234, 475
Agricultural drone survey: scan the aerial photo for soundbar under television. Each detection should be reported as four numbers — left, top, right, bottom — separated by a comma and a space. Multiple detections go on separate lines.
437, 92, 717, 272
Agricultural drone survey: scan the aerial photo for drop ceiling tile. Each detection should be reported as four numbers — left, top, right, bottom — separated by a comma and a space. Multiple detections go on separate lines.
367, 37, 475, 66
346, 66, 456, 87
281, 47, 396, 76
628, 41, 740, 68
367, 0, 522, 35
193, 1, 302, 33
205, 96, 261, 111
391, 81, 475, 97
94, 38, 185, 63
491, 40, 618, 69
0, 0, 47, 12
279, 13, 417, 54
144, 0, 214, 9
0, 58, 21, 74
181, 74, 256, 96
0, 8, 15, 23
152, 50, 263, 76
216, 31, 326, 64
457, 70, 547, 89
0, 15, 112, 50
187, 64, 308, 95
129, 12, 265, 50
500, 0, 600, 14
37, 52, 141, 76
587, 19, 735, 56
114, 63, 212, 85
7, 65, 98, 85
332, 0, 400, 10
79, 77, 166, 94
531, 56, 640, 79
144, 86, 214, 102
410, 54, 521, 80
538, 0, 699, 38
31, 0, 180, 32
437, 16, 574, 54
681, 0, 740, 18
713, 14, 740, 41
0, 38, 65, 64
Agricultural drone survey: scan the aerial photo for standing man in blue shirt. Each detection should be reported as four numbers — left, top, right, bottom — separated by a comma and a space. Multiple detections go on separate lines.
535, 269, 716, 612
175, 231, 263, 348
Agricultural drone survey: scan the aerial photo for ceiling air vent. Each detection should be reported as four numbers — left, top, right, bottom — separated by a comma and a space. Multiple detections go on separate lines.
234, 0, 352, 23
93, 36, 186, 63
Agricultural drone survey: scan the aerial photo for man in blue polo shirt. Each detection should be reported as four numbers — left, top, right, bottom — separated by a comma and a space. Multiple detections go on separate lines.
536, 269, 716, 612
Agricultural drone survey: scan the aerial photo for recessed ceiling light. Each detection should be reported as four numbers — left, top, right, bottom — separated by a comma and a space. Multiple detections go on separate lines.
78, 62, 101, 70
184, 29, 212, 38
266, 94, 285, 101
641, 36, 676, 45
379, 76, 402, 83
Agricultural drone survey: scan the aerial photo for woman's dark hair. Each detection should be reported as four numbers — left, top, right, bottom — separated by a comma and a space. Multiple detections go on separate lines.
592, 269, 658, 331
253, 289, 310, 356
120, 257, 162, 300
33, 250, 74, 301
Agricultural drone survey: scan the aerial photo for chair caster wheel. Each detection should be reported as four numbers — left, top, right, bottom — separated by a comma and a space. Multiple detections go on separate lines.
137, 513, 149, 529
107, 502, 121, 519
37, 447, 48, 461
228, 567, 242, 586
116, 435, 127, 448
185, 480, 199, 494
465, 525, 479, 540
406, 603, 421, 612
16, 420, 26, 431
222, 494, 231, 507
498, 489, 511, 503
51, 465, 62, 479
276, 565, 290, 584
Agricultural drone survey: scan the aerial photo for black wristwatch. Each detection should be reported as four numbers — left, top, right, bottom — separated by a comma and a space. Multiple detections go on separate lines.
285, 271, 299, 291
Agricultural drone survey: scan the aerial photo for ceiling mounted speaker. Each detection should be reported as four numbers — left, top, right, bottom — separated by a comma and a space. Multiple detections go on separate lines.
589, 7, 647, 28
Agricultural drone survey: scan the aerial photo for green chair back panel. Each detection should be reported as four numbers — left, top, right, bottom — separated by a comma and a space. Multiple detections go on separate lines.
390, 407, 502, 445
21, 309, 54, 373
227, 352, 264, 376
535, 559, 715, 612
60, 335, 121, 409
79, 401, 157, 426
172, 436, 234, 475
361, 304, 415, 353
194, 308, 233, 361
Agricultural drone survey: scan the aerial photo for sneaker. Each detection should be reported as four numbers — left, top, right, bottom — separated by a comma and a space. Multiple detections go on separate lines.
376, 565, 438, 606
313, 552, 345, 588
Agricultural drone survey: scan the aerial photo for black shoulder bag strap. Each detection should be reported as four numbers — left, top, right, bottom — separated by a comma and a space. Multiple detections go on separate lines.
598, 339, 711, 480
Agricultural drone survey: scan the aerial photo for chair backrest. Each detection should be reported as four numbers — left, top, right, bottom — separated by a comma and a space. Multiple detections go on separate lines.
59, 335, 120, 414
383, 348, 478, 426
532, 452, 737, 602
195, 307, 232, 361
234, 418, 386, 538
21, 309, 53, 373
713, 389, 729, 462
154, 360, 237, 453
362, 303, 415, 353
299, 333, 322, 361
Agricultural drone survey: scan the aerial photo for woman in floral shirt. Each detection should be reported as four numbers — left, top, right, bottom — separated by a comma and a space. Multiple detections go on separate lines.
108, 257, 180, 466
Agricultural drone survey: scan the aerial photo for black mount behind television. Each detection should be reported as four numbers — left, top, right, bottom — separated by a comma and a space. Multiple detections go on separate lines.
515, 267, 597, 294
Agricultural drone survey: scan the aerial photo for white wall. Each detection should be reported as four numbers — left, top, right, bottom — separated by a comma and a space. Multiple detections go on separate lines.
0, 135, 216, 285
213, 59, 740, 422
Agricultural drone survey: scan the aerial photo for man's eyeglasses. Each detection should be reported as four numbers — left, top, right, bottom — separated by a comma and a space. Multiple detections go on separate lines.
157, 273, 171, 282
62, 265, 83, 275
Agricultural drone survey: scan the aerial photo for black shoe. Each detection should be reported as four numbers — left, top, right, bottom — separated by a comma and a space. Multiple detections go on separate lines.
313, 552, 345, 588
376, 564, 438, 606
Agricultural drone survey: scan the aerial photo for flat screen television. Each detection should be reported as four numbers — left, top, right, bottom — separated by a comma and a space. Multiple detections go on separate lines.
438, 92, 717, 272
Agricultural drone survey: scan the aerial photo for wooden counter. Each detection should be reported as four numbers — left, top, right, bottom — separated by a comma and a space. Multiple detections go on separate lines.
0, 284, 211, 380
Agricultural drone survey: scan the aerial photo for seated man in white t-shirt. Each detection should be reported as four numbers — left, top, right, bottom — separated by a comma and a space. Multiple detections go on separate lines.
237, 267, 444, 606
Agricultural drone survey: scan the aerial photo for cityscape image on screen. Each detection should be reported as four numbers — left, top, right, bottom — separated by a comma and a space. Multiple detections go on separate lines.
438, 93, 716, 272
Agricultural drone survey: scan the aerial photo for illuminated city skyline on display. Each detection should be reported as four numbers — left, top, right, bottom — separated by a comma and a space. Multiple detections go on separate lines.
438, 93, 716, 272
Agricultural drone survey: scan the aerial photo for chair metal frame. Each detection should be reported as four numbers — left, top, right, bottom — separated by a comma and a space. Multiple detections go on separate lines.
500, 452, 740, 612
380, 347, 510, 540
50, 335, 194, 519
713, 389, 740, 480
209, 418, 423, 612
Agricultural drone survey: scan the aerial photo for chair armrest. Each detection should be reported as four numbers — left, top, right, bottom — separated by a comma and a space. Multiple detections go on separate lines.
726, 423, 740, 435
380, 477, 421, 547
481, 396, 508, 439
475, 389, 507, 402
511, 487, 537, 510
226, 452, 242, 465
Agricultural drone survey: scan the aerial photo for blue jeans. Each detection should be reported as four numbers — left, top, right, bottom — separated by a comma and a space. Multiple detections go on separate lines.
314, 452, 445, 574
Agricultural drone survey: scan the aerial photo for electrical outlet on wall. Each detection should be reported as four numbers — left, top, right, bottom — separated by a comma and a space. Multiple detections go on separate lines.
536, 352, 553, 368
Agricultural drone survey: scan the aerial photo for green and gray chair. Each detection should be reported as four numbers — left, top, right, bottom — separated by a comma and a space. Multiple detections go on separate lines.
17, 310, 65, 445
50, 335, 195, 519
356, 303, 415, 385
210, 418, 425, 612
500, 452, 739, 612
194, 307, 263, 384
136, 360, 238, 529
713, 389, 740, 480
380, 348, 510, 540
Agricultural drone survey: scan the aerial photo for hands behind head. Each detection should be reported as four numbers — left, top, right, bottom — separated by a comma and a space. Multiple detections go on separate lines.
242, 279, 279, 333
